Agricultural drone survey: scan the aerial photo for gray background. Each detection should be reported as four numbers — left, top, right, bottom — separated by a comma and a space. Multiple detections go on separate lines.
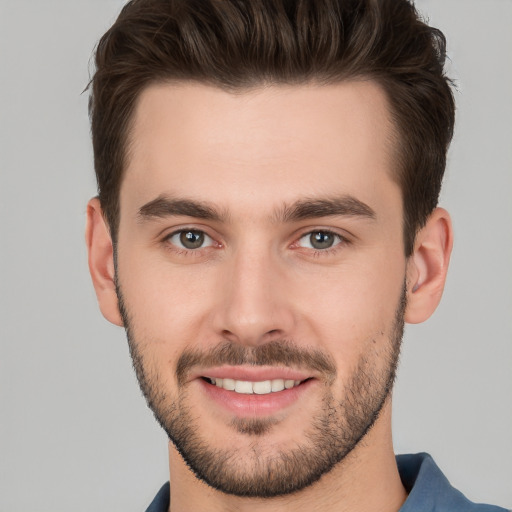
1, 1, 511, 510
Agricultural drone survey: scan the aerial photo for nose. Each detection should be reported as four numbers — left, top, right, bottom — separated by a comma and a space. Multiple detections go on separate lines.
212, 244, 295, 347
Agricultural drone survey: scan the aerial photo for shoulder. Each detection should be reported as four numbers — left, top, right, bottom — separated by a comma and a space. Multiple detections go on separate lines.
145, 482, 170, 512
397, 453, 509, 512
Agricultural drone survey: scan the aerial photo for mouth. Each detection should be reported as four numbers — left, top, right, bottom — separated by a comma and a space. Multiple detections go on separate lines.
201, 376, 308, 395
194, 368, 316, 418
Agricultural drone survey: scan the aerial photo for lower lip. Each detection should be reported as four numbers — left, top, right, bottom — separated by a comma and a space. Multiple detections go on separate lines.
199, 378, 315, 417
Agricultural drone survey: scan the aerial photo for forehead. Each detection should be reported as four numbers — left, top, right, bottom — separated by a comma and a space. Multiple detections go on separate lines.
122, 81, 399, 217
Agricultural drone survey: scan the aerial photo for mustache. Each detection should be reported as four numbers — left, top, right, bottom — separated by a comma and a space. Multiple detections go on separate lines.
176, 340, 337, 387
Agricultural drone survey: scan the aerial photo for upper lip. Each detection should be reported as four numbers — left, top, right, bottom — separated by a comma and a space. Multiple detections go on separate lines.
189, 365, 313, 383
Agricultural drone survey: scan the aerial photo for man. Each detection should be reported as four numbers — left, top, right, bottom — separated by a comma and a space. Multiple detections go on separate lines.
85, 0, 507, 511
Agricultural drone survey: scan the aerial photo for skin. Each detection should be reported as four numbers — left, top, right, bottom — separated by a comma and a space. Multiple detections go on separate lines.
86, 81, 453, 512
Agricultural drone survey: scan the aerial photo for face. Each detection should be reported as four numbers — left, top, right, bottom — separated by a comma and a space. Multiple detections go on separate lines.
115, 81, 408, 497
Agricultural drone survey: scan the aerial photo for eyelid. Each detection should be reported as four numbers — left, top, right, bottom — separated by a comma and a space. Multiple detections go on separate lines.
291, 228, 351, 254
159, 225, 351, 255
298, 230, 342, 246
162, 227, 217, 250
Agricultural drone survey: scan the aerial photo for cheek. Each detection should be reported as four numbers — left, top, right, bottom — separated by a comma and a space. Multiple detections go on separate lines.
118, 248, 218, 347
118, 259, 218, 392
117, 234, 406, 362
291, 254, 405, 354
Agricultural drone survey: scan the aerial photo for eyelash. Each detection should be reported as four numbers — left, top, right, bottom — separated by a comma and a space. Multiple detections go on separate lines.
162, 228, 217, 257
161, 228, 350, 257
294, 229, 349, 257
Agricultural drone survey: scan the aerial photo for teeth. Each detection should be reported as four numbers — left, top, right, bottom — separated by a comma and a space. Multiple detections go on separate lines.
234, 380, 253, 394
271, 379, 285, 392
207, 377, 303, 395
222, 378, 235, 391
253, 380, 272, 394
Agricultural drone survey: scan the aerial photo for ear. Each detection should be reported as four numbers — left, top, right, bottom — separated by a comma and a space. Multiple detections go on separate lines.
405, 207, 453, 324
85, 197, 124, 326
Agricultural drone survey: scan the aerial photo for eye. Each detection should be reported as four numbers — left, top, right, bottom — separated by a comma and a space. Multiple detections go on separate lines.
168, 229, 214, 250
297, 230, 343, 250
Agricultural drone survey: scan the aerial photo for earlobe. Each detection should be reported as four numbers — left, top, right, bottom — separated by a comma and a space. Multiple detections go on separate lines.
405, 208, 453, 324
85, 198, 124, 327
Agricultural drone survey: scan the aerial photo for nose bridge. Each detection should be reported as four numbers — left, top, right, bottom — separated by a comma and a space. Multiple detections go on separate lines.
214, 240, 293, 345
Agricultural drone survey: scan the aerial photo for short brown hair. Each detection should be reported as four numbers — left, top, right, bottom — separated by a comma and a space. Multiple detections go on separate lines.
89, 0, 455, 255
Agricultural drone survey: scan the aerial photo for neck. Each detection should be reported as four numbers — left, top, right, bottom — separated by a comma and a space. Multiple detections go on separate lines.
167, 400, 406, 512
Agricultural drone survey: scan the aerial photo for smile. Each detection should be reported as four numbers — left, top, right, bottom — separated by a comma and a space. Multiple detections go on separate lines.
204, 377, 303, 395
197, 373, 314, 416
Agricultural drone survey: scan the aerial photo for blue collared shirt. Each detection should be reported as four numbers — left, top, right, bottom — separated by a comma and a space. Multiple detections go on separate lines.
146, 452, 509, 511
397, 453, 508, 512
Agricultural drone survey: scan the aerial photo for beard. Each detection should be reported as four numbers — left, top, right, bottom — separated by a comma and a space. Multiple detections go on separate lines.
117, 283, 406, 498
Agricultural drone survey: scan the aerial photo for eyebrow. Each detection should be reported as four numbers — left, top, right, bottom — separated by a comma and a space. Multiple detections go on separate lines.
137, 194, 376, 224
277, 196, 376, 223
137, 196, 226, 223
